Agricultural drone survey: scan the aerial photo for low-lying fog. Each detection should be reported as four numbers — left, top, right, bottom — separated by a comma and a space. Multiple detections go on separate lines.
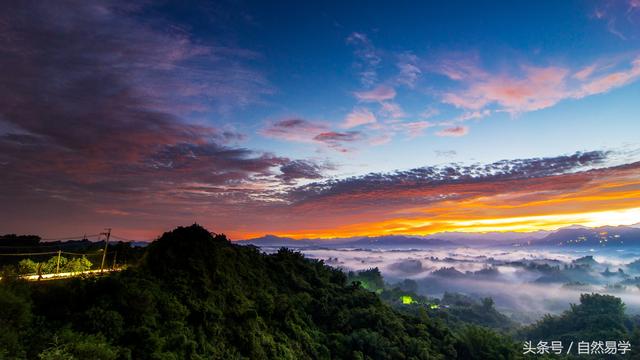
259, 245, 640, 323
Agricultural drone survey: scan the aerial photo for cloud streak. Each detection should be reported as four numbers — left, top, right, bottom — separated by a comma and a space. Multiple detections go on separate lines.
261, 118, 365, 152
436, 126, 469, 137
343, 107, 377, 128
260, 118, 328, 142
313, 131, 363, 152
440, 55, 640, 114
248, 151, 640, 239
354, 85, 396, 102
346, 32, 381, 87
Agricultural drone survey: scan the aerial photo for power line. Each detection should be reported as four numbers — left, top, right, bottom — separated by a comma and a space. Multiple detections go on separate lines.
0, 233, 151, 243
62, 250, 103, 256
0, 242, 100, 249
0, 250, 103, 256
0, 251, 60, 256
40, 234, 101, 241
0, 228, 147, 256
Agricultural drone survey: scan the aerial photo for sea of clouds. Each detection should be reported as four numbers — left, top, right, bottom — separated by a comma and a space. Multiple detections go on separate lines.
259, 245, 640, 323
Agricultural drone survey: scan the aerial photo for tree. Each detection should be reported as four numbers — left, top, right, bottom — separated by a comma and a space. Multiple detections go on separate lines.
41, 256, 67, 274
348, 268, 385, 292
37, 330, 118, 360
454, 325, 521, 360
522, 293, 630, 343
62, 257, 92, 273
0, 284, 32, 359
17, 259, 37, 275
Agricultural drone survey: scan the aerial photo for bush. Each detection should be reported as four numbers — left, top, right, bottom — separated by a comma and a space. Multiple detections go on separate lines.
17, 259, 37, 275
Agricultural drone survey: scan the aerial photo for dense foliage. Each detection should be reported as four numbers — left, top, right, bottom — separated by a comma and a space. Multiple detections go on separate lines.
437, 293, 515, 331
348, 270, 515, 331
4, 225, 640, 359
0, 225, 467, 359
16, 256, 92, 275
520, 293, 633, 343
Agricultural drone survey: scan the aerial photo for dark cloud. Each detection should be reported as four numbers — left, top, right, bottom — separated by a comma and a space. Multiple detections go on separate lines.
217, 131, 247, 144
289, 151, 612, 203
313, 131, 363, 152
272, 119, 309, 129
278, 160, 326, 183
260, 118, 327, 142
0, 0, 325, 231
261, 118, 365, 153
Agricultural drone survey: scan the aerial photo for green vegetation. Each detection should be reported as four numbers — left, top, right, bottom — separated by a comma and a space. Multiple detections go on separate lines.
352, 269, 515, 332
0, 234, 145, 276
2, 225, 640, 359
520, 293, 631, 343
0, 225, 463, 359
401, 295, 414, 305
437, 293, 515, 331
347, 268, 385, 293
20, 256, 93, 275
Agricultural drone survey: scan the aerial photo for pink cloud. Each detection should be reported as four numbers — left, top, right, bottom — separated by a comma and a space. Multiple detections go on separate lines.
420, 107, 440, 119
261, 118, 369, 153
573, 64, 597, 80
457, 109, 491, 121
442, 56, 640, 114
574, 57, 640, 98
369, 134, 393, 146
444, 66, 569, 113
436, 126, 469, 137
379, 102, 405, 119
401, 121, 434, 138
435, 54, 488, 81
343, 107, 376, 128
346, 32, 380, 86
354, 85, 396, 102
396, 53, 422, 87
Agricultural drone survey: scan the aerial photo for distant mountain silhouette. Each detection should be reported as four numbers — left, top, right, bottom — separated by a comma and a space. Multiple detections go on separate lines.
237, 234, 303, 246
239, 225, 640, 248
531, 226, 640, 247
238, 234, 455, 248
425, 231, 550, 245
348, 235, 454, 247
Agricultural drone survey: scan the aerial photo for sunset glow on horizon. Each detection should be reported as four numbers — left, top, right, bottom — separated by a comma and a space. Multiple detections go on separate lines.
2, 1, 640, 241
237, 161, 640, 239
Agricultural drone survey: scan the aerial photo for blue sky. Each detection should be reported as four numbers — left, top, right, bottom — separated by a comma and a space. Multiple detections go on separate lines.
155, 0, 640, 176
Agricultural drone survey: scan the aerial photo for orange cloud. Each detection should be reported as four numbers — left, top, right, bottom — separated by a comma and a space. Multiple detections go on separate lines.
236, 159, 640, 239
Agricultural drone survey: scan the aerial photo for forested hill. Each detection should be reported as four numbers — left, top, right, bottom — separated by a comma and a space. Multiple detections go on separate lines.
1, 224, 523, 359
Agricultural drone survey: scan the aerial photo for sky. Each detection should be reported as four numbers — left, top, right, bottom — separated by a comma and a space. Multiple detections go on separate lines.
1, 0, 640, 240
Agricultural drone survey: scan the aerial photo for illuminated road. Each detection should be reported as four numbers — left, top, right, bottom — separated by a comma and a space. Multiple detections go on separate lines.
0, 268, 122, 282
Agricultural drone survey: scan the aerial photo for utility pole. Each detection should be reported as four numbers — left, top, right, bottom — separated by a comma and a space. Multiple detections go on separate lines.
56, 250, 61, 274
112, 251, 117, 270
100, 228, 111, 273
